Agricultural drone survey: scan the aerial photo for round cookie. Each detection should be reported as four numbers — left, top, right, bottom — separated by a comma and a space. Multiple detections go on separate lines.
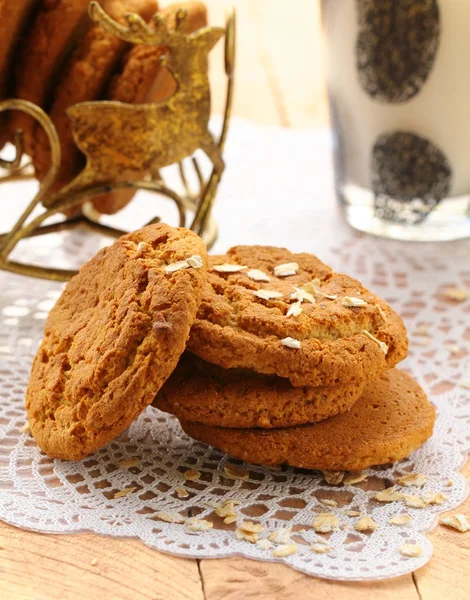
92, 1, 207, 214
26, 223, 207, 461
33, 0, 159, 189
11, 0, 90, 158
187, 246, 408, 387
154, 352, 366, 428
179, 370, 435, 471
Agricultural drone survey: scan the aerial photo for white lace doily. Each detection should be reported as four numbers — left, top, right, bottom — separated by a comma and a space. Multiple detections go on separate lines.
1, 119, 470, 581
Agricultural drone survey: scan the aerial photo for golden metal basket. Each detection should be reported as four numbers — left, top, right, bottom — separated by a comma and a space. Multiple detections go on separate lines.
0, 1, 235, 281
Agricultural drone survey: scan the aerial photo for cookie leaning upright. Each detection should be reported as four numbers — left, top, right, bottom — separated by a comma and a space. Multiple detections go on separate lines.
187, 245, 408, 387
26, 224, 207, 461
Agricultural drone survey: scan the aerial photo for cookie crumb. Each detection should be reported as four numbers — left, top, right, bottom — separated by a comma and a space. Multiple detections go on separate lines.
286, 301, 303, 317
281, 337, 301, 349
156, 511, 185, 524
254, 290, 283, 301
213, 264, 247, 273
118, 458, 140, 469
268, 527, 291, 545
312, 513, 340, 533
274, 262, 298, 277
354, 516, 378, 532
224, 464, 249, 480
322, 470, 344, 485
187, 255, 203, 269
396, 473, 427, 487
256, 538, 273, 550
446, 480, 453, 487
113, 487, 136, 499
165, 260, 190, 273
272, 543, 298, 557
362, 330, 389, 355
342, 296, 367, 307
90, 558, 98, 566
183, 469, 201, 481
311, 543, 330, 554
176, 487, 189, 498
389, 514, 412, 526
375, 488, 404, 502
443, 287, 468, 302
247, 269, 270, 282
439, 513, 470, 532
399, 544, 423, 557
187, 518, 213, 532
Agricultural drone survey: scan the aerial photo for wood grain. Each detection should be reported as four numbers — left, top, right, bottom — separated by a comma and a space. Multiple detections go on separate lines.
1, 0, 469, 599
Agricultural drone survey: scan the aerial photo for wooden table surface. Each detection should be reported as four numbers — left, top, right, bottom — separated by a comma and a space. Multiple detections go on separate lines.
1, 1, 469, 598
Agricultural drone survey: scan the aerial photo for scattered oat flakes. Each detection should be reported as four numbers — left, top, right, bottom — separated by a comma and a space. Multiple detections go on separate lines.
375, 304, 387, 321
165, 260, 190, 273
224, 464, 249, 480
404, 495, 427, 509
118, 458, 140, 469
235, 521, 264, 543
362, 330, 389, 355
445, 344, 460, 355
183, 468, 201, 481
459, 379, 470, 391
344, 510, 362, 517
396, 473, 428, 488
389, 514, 412, 526
268, 527, 291, 545
281, 337, 301, 349
176, 487, 189, 498
414, 337, 431, 347
19, 422, 30, 434
312, 513, 340, 533
187, 255, 203, 269
286, 301, 303, 318
90, 558, 98, 566
342, 296, 367, 307
440, 513, 470, 532
354, 516, 378, 532
113, 487, 136, 499
272, 543, 298, 557
187, 519, 213, 532
374, 488, 404, 502
443, 287, 468, 302
291, 287, 316, 304
399, 544, 423, 558
274, 262, 299, 277
256, 538, 273, 550
422, 492, 448, 506
343, 472, 368, 485
413, 324, 430, 336
213, 263, 247, 273
156, 511, 185, 524
321, 499, 338, 507
308, 279, 337, 300
311, 543, 330, 554
254, 289, 283, 301
247, 269, 270, 282
322, 471, 344, 485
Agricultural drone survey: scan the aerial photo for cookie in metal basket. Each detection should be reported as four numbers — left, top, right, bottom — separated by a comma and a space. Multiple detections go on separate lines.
26, 223, 207, 460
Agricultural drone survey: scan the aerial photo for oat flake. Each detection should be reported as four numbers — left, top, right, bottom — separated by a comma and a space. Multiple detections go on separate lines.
396, 473, 428, 488
439, 513, 470, 532
118, 458, 140, 469
187, 255, 203, 269
224, 464, 249, 480
213, 263, 247, 273
400, 544, 423, 557
375, 488, 404, 502
312, 513, 340, 533
247, 269, 270, 282
268, 527, 291, 545
311, 543, 330, 554
389, 514, 412, 526
187, 519, 213, 532
165, 260, 190, 273
362, 330, 389, 355
354, 516, 378, 532
183, 469, 201, 481
254, 289, 283, 301
274, 262, 299, 277
281, 337, 301, 349
286, 301, 302, 317
272, 543, 298, 557
342, 296, 367, 307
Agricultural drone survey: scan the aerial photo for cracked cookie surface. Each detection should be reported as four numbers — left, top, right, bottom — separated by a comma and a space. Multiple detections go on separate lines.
187, 246, 408, 386
26, 223, 207, 460
180, 370, 435, 470
155, 352, 366, 428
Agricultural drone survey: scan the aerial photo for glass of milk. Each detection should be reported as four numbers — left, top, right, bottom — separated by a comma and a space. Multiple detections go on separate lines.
322, 0, 470, 241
